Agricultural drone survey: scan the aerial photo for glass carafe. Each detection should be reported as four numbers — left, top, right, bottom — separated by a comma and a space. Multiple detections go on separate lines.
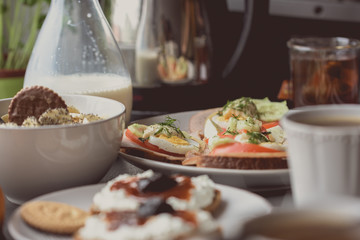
24, 0, 133, 123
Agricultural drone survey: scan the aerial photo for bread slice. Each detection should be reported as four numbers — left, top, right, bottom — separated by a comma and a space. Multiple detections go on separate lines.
183, 152, 287, 170
188, 109, 288, 170
120, 147, 184, 165
189, 107, 220, 139
204, 189, 222, 212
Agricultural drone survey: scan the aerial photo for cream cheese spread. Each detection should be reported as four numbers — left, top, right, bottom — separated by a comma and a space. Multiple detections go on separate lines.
78, 210, 218, 240
92, 170, 216, 212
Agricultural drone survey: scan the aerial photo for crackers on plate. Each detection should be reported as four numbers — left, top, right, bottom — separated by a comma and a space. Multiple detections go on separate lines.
20, 201, 89, 235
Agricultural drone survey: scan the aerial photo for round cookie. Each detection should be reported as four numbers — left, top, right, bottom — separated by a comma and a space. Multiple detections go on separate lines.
20, 201, 89, 235
8, 86, 67, 125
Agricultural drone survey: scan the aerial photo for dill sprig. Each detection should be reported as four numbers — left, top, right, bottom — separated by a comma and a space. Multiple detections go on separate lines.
246, 131, 270, 144
217, 100, 231, 116
155, 116, 185, 138
223, 129, 238, 136
217, 97, 259, 119
138, 137, 149, 143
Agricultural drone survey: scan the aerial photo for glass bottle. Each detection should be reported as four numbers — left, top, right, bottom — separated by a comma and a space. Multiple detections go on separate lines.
135, 0, 161, 87
134, 0, 211, 88
24, 0, 133, 123
108, 0, 142, 84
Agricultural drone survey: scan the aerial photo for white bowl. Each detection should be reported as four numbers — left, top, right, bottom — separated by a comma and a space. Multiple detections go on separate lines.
0, 94, 125, 204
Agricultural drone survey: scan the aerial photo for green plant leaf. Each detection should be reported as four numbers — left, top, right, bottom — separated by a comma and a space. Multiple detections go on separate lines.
0, 2, 6, 14
20, 0, 37, 7
37, 14, 46, 29
0, 0, 50, 69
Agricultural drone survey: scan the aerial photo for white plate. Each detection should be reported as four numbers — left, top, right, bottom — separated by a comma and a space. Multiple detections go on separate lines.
8, 183, 272, 240
120, 110, 290, 191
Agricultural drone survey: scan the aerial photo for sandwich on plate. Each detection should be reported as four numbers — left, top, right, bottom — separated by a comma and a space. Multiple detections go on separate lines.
185, 97, 289, 169
75, 170, 222, 240
120, 116, 205, 164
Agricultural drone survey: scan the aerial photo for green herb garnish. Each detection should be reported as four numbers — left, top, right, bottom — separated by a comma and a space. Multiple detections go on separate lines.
217, 100, 231, 116
234, 97, 259, 119
155, 116, 185, 138
138, 137, 149, 143
246, 131, 270, 144
224, 129, 238, 136
218, 97, 260, 119
245, 117, 255, 126
231, 114, 241, 120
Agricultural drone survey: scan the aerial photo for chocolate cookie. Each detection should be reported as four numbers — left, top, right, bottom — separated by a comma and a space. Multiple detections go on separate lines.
8, 86, 67, 125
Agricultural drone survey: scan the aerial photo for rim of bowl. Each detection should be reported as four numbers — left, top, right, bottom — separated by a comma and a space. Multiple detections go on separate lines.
0, 94, 126, 130
280, 104, 360, 134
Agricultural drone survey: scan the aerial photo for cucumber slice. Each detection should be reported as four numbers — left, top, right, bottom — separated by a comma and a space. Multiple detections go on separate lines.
128, 123, 148, 138
253, 98, 289, 122
208, 136, 235, 151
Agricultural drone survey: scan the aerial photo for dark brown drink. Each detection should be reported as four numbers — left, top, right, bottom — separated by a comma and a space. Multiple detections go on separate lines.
288, 37, 360, 108
291, 57, 359, 107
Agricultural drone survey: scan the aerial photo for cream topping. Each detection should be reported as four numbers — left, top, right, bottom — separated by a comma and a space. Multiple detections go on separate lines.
78, 210, 218, 240
92, 170, 216, 212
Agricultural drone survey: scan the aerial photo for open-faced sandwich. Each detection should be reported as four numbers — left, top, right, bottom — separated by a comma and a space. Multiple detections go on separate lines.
120, 116, 205, 164
120, 97, 289, 170
75, 199, 221, 240
186, 97, 289, 169
19, 171, 222, 240
90, 170, 221, 214
74, 171, 222, 240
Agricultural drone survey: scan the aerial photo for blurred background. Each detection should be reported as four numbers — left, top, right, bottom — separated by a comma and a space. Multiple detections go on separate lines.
102, 0, 360, 116
3, 0, 360, 116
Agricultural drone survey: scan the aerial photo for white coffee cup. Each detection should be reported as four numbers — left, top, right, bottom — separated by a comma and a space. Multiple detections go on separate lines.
281, 104, 360, 207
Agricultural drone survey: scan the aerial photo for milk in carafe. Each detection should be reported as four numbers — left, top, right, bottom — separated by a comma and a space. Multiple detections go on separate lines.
135, 50, 159, 86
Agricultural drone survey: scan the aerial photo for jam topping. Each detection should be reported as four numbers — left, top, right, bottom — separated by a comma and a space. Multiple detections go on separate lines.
173, 211, 197, 226
110, 173, 194, 200
137, 172, 177, 193
138, 197, 175, 218
105, 199, 197, 231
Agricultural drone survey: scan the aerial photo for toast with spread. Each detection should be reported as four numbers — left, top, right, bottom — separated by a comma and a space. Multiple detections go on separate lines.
90, 170, 221, 214
19, 171, 222, 239
75, 170, 222, 240
185, 97, 288, 170
120, 97, 288, 170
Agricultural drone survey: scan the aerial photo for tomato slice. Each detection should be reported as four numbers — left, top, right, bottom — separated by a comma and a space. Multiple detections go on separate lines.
125, 129, 183, 156
210, 142, 281, 154
262, 121, 279, 130
218, 129, 235, 139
